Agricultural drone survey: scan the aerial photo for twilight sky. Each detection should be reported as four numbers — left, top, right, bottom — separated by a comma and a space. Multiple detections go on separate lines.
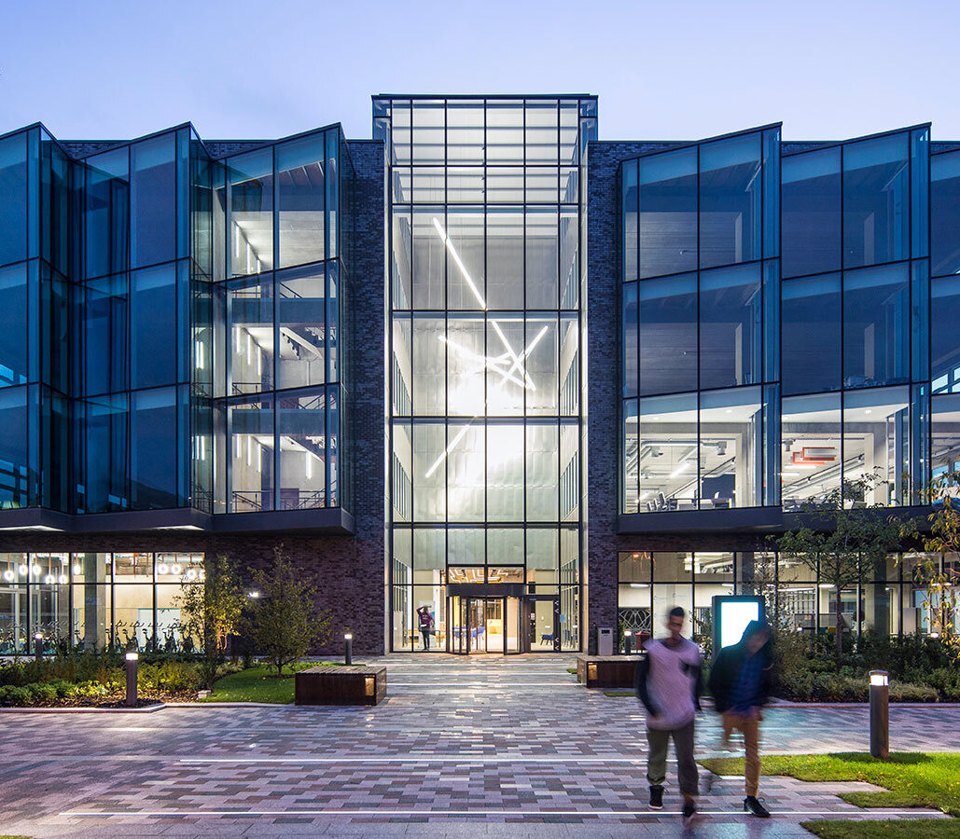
2, 0, 958, 144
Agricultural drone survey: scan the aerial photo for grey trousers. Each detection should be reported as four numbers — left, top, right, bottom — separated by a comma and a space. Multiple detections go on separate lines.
646, 721, 698, 797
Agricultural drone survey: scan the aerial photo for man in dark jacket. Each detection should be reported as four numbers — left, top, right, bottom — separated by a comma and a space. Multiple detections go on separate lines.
708, 620, 773, 818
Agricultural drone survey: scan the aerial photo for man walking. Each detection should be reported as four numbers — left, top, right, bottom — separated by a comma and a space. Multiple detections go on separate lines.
709, 620, 773, 818
636, 606, 703, 822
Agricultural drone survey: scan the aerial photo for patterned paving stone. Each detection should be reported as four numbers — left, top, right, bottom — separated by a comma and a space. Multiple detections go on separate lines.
0, 655, 954, 838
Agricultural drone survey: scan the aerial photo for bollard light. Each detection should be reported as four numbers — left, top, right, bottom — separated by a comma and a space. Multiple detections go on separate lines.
624, 630, 633, 656
125, 651, 139, 708
344, 633, 353, 666
247, 590, 260, 600
869, 669, 889, 759
34, 632, 43, 662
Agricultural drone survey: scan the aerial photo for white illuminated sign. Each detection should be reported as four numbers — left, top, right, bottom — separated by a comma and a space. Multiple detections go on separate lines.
719, 600, 761, 649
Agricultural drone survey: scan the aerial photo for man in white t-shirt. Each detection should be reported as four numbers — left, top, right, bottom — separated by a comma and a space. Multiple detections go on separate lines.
635, 606, 703, 822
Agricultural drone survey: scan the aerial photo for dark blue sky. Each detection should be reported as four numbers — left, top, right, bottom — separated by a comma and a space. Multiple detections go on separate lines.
3, 0, 957, 143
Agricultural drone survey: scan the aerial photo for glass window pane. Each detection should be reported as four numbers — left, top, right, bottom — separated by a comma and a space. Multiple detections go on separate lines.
700, 134, 761, 269
699, 264, 762, 390
486, 422, 524, 521
228, 275, 274, 395
781, 392, 842, 508
131, 264, 177, 389
228, 149, 273, 276
446, 315, 484, 417
932, 394, 960, 479
622, 282, 638, 397
525, 102, 558, 164
486, 209, 524, 310
84, 148, 129, 280
782, 148, 841, 278
487, 528, 524, 564
486, 167, 524, 203
412, 315, 445, 416
412, 422, 445, 522
83, 393, 128, 513
448, 528, 484, 564
445, 208, 485, 310
525, 315, 558, 416
447, 102, 484, 165
413, 207, 445, 309
932, 151, 960, 277
0, 263, 28, 387
932, 275, 960, 394
623, 399, 638, 512
843, 263, 909, 388
229, 396, 274, 512
0, 132, 27, 266
526, 422, 558, 521
843, 386, 909, 505
276, 133, 325, 268
639, 393, 698, 511
699, 387, 762, 509
447, 422, 484, 521
639, 273, 697, 395
278, 389, 327, 510
486, 102, 524, 164
130, 133, 176, 269
0, 386, 29, 509
526, 208, 558, 309
782, 274, 842, 395
130, 387, 178, 509
559, 206, 579, 309
84, 274, 127, 396
639, 148, 698, 278
843, 133, 909, 268
277, 266, 325, 389
622, 160, 638, 281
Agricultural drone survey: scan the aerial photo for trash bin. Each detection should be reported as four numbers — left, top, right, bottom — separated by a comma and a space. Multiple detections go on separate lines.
597, 626, 614, 656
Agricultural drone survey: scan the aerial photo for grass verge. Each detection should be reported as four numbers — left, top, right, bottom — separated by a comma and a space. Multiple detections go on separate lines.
700, 752, 960, 816
801, 819, 960, 838
201, 662, 333, 704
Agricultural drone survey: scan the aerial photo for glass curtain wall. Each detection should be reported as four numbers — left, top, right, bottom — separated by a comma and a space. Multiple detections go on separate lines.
377, 96, 596, 651
0, 127, 71, 511
621, 127, 781, 513
618, 549, 936, 645
0, 550, 203, 653
76, 128, 192, 513
207, 126, 353, 514
780, 126, 929, 506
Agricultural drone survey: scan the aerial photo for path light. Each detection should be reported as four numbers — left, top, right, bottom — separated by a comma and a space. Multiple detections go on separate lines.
125, 652, 139, 708
34, 632, 43, 662
624, 630, 633, 655
869, 670, 889, 759
247, 590, 260, 600
344, 633, 353, 666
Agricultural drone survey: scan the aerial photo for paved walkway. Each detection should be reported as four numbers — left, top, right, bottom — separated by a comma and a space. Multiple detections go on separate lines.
0, 654, 956, 838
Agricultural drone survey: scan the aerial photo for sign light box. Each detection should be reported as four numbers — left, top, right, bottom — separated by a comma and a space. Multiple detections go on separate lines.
712, 595, 764, 657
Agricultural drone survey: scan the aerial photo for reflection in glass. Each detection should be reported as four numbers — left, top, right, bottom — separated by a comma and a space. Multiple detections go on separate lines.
638, 273, 697, 396
130, 133, 176, 269
639, 148, 698, 278
0, 132, 27, 267
843, 133, 909, 268
843, 263, 909, 388
782, 148, 841, 278
700, 134, 761, 269
781, 274, 842, 396
699, 264, 761, 390
932, 151, 960, 278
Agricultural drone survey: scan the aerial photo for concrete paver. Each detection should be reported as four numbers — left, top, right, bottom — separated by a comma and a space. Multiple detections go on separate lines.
0, 654, 955, 838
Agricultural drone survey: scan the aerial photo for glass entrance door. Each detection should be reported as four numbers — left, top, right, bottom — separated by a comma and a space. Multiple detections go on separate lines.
447, 596, 521, 654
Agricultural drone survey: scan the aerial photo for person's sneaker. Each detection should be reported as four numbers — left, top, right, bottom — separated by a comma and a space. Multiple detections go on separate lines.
744, 796, 771, 818
648, 785, 664, 809
681, 800, 697, 822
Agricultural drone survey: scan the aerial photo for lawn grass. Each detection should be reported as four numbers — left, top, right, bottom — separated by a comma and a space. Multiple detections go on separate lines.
802, 818, 960, 839
201, 662, 333, 704
700, 752, 960, 816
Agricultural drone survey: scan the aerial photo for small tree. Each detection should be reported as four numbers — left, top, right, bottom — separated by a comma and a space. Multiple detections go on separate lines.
246, 545, 330, 677
916, 474, 960, 661
179, 554, 245, 690
775, 475, 909, 658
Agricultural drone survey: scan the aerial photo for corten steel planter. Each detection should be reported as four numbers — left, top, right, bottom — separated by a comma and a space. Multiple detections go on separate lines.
295, 665, 387, 706
576, 655, 641, 689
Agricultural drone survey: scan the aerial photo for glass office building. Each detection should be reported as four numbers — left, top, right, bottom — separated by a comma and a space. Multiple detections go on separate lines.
0, 96, 956, 655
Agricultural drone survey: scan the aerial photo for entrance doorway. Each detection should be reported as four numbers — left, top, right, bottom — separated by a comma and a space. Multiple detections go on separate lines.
447, 592, 560, 654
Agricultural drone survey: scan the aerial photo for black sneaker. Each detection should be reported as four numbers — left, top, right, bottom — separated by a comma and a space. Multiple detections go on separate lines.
649, 785, 664, 809
744, 796, 770, 818
681, 800, 697, 822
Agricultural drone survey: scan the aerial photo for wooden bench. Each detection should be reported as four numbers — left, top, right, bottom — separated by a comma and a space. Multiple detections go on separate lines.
294, 665, 387, 706
576, 655, 641, 689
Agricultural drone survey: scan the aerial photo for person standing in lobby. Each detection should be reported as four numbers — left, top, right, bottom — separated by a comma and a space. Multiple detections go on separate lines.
636, 606, 703, 823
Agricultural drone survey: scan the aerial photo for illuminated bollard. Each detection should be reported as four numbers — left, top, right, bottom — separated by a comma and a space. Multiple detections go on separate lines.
344, 633, 353, 666
624, 630, 633, 655
34, 632, 43, 662
869, 670, 889, 759
125, 651, 139, 708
